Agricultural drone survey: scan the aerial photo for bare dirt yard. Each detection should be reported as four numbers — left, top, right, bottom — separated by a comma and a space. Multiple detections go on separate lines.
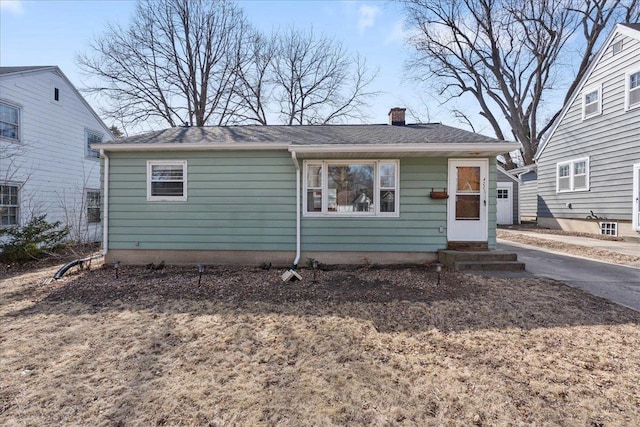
1, 262, 639, 426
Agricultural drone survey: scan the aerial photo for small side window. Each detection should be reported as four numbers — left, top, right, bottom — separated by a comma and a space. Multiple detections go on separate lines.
86, 190, 101, 223
626, 69, 640, 110
86, 130, 102, 159
0, 102, 20, 141
556, 158, 589, 193
0, 184, 20, 226
582, 86, 601, 119
147, 160, 188, 202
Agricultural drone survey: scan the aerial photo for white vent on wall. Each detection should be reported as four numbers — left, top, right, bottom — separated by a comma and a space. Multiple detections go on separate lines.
612, 40, 623, 55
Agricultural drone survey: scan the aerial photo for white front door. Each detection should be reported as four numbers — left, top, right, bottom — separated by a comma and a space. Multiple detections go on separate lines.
447, 159, 489, 242
497, 182, 513, 225
633, 163, 640, 232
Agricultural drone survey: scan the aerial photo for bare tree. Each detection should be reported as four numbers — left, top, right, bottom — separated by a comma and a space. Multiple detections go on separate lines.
401, 0, 639, 166
271, 28, 379, 125
232, 31, 278, 125
77, 0, 250, 129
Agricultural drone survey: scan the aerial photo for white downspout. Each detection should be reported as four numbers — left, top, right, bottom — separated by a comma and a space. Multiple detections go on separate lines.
291, 151, 301, 268
101, 149, 109, 256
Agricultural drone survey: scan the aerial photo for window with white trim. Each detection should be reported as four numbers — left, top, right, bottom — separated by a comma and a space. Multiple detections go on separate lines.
86, 190, 101, 223
0, 102, 20, 141
147, 160, 187, 201
1, 184, 19, 226
582, 86, 601, 119
556, 158, 589, 193
86, 130, 102, 159
303, 160, 399, 216
626, 69, 640, 110
600, 222, 617, 237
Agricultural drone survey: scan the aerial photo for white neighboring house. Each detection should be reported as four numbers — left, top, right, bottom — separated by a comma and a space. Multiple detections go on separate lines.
0, 66, 113, 242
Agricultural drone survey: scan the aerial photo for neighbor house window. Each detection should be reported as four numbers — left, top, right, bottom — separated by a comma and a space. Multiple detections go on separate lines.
303, 160, 399, 216
626, 69, 640, 110
147, 160, 187, 201
86, 190, 101, 223
86, 130, 102, 158
600, 222, 617, 237
0, 102, 20, 141
582, 86, 602, 119
556, 158, 589, 193
0, 184, 19, 226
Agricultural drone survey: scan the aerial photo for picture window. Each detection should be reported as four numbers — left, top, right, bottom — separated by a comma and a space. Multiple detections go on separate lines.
303, 160, 399, 217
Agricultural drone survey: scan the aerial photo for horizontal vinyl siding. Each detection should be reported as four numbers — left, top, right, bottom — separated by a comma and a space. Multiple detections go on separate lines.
106, 153, 454, 253
520, 179, 538, 219
537, 32, 640, 222
107, 151, 296, 251
301, 158, 448, 252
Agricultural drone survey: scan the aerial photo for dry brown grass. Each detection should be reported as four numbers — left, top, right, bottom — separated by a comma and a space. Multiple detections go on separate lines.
497, 230, 640, 268
1, 263, 639, 426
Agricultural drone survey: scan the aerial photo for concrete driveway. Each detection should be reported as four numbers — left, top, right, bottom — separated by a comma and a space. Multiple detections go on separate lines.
497, 240, 640, 312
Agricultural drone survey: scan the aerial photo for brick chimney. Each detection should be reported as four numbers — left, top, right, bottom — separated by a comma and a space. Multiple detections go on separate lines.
388, 107, 406, 126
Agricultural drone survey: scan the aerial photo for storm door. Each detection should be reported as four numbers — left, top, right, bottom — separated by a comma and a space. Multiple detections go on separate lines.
447, 159, 488, 242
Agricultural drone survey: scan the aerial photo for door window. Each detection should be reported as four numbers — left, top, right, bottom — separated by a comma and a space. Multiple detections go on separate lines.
455, 167, 480, 220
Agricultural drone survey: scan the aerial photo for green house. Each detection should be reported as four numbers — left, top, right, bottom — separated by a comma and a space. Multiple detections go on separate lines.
93, 109, 517, 266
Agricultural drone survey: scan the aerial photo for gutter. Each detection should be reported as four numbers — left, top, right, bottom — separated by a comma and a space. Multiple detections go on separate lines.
288, 142, 517, 155
92, 143, 289, 152
281, 150, 302, 282
291, 151, 301, 268
101, 149, 109, 256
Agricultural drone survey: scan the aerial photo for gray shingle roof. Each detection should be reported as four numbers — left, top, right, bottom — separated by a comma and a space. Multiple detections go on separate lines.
620, 23, 640, 31
107, 123, 507, 146
0, 66, 56, 75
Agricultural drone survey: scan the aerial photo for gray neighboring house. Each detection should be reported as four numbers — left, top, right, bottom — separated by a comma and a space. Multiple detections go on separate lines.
93, 109, 517, 266
508, 164, 537, 222
496, 166, 520, 225
535, 23, 640, 239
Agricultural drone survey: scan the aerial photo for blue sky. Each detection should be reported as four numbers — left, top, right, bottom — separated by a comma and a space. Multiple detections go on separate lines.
0, 0, 477, 134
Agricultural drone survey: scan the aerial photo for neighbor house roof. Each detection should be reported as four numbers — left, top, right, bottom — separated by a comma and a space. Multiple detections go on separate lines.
0, 65, 114, 140
620, 23, 640, 31
534, 22, 640, 160
0, 66, 56, 75
93, 123, 517, 157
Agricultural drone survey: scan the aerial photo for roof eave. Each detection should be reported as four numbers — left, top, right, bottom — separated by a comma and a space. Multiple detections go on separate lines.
93, 141, 516, 156
92, 142, 291, 151
289, 143, 517, 156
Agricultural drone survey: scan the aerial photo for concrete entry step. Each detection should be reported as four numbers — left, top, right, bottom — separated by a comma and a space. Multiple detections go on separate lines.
454, 260, 526, 271
438, 249, 525, 272
447, 241, 489, 251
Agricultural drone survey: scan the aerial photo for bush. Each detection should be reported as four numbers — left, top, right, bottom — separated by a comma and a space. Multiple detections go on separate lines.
0, 215, 71, 263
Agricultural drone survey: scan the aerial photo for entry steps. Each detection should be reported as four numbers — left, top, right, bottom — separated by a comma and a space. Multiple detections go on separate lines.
438, 249, 526, 272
